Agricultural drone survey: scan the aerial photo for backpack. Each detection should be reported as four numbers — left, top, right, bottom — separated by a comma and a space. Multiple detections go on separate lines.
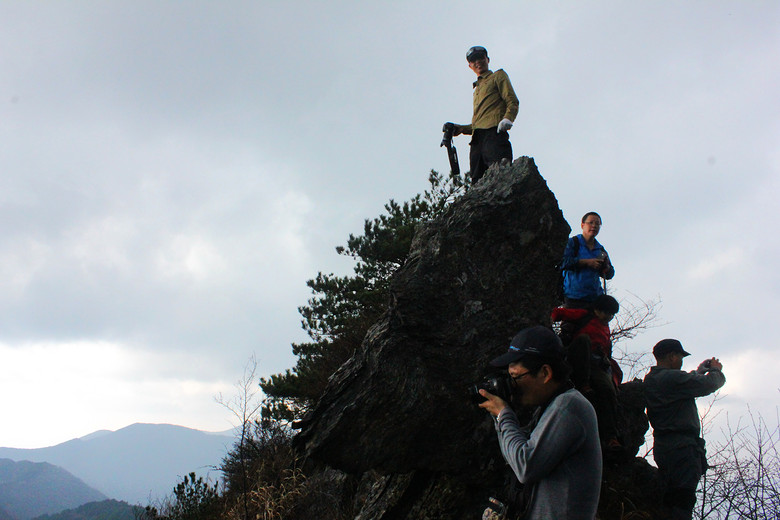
557, 310, 594, 347
554, 236, 579, 303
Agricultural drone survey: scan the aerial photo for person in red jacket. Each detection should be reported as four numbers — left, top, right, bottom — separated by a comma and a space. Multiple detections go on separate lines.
551, 294, 622, 450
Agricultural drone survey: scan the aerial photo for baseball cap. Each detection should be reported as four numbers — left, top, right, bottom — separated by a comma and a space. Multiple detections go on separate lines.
652, 338, 691, 358
490, 326, 564, 367
593, 294, 619, 315
466, 46, 488, 62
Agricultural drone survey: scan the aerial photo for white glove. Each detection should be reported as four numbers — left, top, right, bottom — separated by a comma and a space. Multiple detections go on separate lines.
497, 118, 513, 133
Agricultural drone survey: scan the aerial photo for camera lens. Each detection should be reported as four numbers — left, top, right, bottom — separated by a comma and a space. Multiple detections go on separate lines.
469, 375, 513, 405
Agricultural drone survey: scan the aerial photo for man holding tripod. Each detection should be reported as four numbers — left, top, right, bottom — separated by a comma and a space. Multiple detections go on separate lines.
446, 46, 519, 183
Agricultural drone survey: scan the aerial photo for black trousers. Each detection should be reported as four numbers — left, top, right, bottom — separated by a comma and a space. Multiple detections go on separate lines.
664, 487, 697, 520
566, 335, 618, 442
469, 127, 512, 183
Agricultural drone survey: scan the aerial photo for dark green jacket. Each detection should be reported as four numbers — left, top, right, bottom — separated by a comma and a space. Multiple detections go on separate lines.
644, 366, 725, 441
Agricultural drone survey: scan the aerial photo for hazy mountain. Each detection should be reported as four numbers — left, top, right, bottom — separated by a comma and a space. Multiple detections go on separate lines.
31, 499, 142, 520
0, 459, 106, 520
0, 424, 234, 506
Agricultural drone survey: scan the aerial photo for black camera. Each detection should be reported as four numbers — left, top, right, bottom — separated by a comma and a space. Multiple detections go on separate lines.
441, 122, 457, 147
469, 375, 513, 404
440, 122, 461, 176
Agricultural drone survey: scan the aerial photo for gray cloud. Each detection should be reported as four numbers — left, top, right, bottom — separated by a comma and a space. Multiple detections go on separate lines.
0, 1, 777, 447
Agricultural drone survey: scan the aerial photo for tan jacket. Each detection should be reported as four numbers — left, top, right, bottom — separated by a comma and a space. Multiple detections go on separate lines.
461, 69, 519, 134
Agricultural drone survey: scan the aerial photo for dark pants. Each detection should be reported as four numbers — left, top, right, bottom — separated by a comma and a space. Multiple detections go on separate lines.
469, 128, 512, 183
664, 487, 697, 520
564, 297, 594, 310
589, 364, 618, 441
566, 335, 618, 442
655, 437, 706, 519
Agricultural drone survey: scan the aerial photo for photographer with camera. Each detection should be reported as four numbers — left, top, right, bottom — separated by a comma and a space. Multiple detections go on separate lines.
644, 339, 725, 520
478, 326, 602, 520
444, 45, 519, 184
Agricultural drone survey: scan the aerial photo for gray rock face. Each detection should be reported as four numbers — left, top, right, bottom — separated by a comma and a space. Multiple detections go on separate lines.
294, 158, 570, 515
293, 158, 654, 519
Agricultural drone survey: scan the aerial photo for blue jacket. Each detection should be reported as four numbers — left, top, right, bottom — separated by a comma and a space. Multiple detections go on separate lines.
560, 235, 614, 301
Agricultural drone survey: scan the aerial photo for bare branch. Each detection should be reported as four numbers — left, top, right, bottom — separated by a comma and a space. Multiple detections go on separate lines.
695, 407, 780, 519
610, 293, 666, 380
611, 293, 665, 344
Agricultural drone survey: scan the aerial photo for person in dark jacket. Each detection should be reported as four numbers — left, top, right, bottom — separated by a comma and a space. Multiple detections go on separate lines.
552, 294, 622, 450
644, 339, 725, 520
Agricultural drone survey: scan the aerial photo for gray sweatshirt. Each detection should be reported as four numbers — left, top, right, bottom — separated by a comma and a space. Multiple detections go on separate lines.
495, 388, 602, 520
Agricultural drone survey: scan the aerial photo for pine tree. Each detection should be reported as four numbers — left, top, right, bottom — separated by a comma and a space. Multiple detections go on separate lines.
260, 170, 468, 421
167, 473, 219, 520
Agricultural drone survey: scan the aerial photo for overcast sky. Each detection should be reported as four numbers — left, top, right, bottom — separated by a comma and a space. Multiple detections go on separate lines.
1, 1, 777, 449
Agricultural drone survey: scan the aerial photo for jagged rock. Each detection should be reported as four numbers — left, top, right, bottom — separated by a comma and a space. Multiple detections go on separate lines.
601, 457, 665, 519
295, 158, 567, 471
617, 378, 650, 457
294, 158, 656, 519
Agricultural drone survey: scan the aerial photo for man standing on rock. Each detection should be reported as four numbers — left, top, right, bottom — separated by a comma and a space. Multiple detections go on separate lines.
446, 45, 519, 184
644, 339, 726, 520
479, 326, 602, 519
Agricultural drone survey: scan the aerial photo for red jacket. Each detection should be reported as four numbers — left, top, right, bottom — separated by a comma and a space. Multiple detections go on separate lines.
551, 307, 623, 386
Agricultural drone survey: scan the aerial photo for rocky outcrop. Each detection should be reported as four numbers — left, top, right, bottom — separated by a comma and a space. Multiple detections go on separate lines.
294, 158, 658, 519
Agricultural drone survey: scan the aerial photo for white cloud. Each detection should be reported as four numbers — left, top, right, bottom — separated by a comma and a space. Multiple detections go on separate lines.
0, 0, 777, 449
718, 348, 780, 406
696, 347, 780, 446
156, 234, 226, 282
0, 340, 236, 448
686, 248, 745, 282
64, 216, 138, 274
0, 238, 50, 297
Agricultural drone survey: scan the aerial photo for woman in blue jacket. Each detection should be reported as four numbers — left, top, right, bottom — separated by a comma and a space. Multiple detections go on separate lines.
560, 212, 614, 308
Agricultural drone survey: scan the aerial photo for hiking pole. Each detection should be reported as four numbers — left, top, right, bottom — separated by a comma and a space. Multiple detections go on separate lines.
441, 122, 460, 176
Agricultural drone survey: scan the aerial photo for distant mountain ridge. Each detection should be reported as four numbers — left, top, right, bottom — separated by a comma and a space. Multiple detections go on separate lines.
0, 459, 106, 520
0, 423, 235, 506
30, 499, 141, 520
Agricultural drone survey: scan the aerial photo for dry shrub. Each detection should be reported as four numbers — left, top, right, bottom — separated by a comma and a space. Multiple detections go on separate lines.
223, 464, 306, 520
